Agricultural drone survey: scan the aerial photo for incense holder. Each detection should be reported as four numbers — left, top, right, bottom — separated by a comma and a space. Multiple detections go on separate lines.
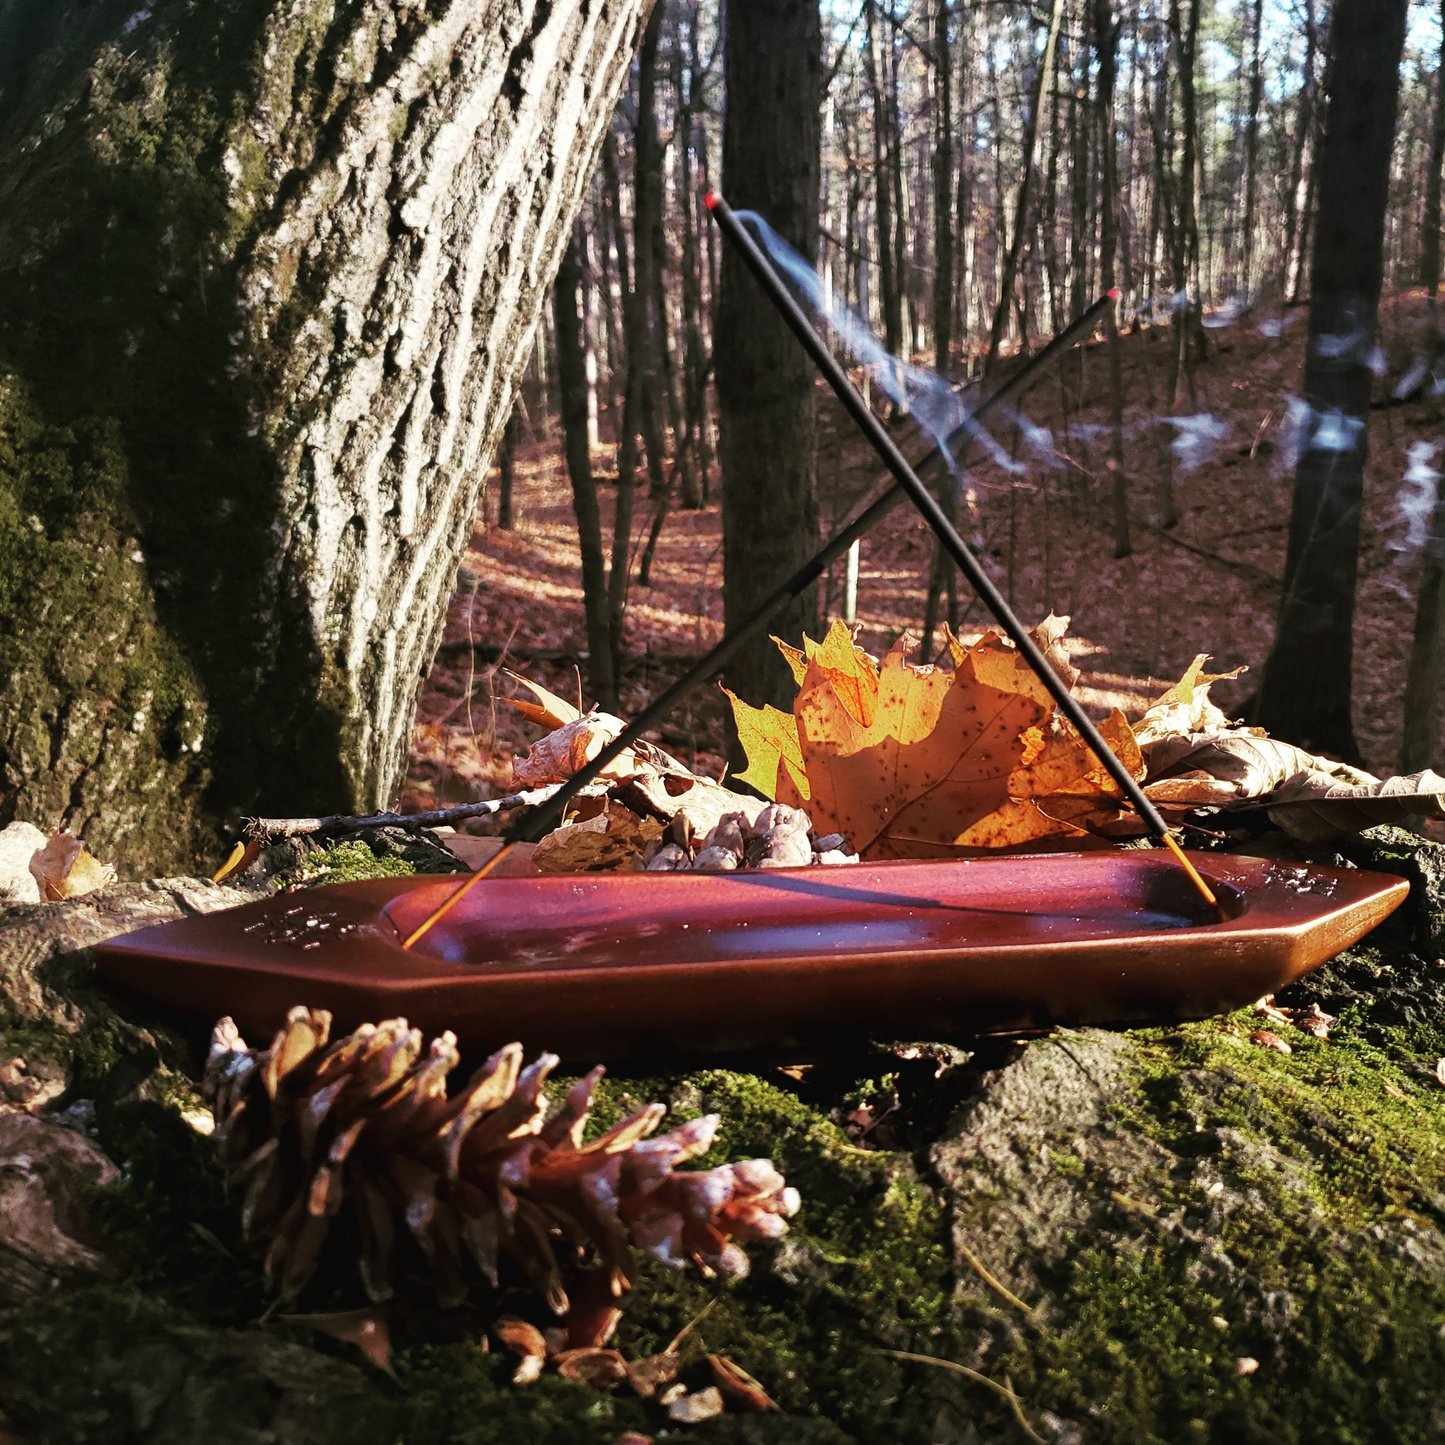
93, 852, 1406, 1060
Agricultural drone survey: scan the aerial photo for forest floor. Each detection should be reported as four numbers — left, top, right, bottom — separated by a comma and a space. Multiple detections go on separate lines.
401, 287, 1445, 813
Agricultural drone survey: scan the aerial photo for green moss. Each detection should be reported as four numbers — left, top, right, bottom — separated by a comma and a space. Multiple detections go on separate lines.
290, 838, 418, 888
0, 3, 366, 870
974, 995, 1445, 1443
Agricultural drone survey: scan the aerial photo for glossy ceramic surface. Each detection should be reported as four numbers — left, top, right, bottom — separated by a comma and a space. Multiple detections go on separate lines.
92, 852, 1407, 1059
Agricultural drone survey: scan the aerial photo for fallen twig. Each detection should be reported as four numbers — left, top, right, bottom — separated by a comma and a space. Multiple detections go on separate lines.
873, 1350, 1046, 1443
956, 1242, 1042, 1323
242, 786, 564, 843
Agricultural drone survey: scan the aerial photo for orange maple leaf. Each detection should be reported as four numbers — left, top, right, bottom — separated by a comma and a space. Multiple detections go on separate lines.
793, 633, 1052, 858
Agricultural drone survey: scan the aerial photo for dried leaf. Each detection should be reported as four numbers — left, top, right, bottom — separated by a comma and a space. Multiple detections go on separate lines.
531, 803, 664, 874
722, 689, 810, 802
513, 713, 637, 787
555, 1348, 630, 1390
1145, 724, 1445, 841
1261, 767, 1445, 843
792, 633, 1050, 858
284, 1309, 395, 1377
708, 1354, 780, 1412
504, 671, 582, 729
1435, 1059, 1445, 1088
1030, 612, 1081, 691
1132, 655, 1248, 747
621, 769, 770, 840
1145, 731, 1374, 797
28, 833, 116, 901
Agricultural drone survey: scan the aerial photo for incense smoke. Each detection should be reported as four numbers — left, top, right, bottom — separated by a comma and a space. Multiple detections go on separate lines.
1390, 440, 1443, 559
1162, 414, 1230, 472
735, 211, 1022, 477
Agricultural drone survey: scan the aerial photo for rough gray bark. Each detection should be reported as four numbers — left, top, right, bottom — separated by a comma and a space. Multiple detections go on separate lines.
0, 0, 655, 873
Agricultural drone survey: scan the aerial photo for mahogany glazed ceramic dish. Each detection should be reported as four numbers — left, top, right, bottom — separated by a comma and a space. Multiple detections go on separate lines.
92, 851, 1407, 1059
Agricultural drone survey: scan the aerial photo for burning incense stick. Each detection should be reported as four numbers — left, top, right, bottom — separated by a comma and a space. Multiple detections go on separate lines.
703, 188, 1214, 910
399, 252, 1162, 951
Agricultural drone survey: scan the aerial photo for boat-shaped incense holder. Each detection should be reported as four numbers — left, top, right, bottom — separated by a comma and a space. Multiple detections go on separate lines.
93, 851, 1406, 1060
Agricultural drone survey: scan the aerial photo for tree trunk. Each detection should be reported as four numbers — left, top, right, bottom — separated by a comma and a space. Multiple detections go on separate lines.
553, 225, 617, 712
1401, 473, 1445, 772
1423, 0, 1445, 303
864, 2, 902, 359
716, 0, 822, 736
933, 0, 954, 376
984, 0, 1065, 379
1095, 0, 1132, 560
1241, 0, 1265, 296
498, 408, 520, 532
602, 133, 641, 683
1254, 0, 1409, 762
0, 0, 654, 873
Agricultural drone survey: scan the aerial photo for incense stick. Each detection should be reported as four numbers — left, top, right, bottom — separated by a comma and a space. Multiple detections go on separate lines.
401, 839, 519, 950
704, 189, 1215, 912
399, 267, 1149, 952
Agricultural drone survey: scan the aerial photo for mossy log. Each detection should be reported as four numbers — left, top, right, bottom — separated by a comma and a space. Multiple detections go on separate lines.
0, 831, 1443, 1441
0, 0, 654, 875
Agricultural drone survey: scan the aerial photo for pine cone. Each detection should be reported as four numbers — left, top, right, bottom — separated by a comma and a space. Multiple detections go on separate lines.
203, 1008, 799, 1331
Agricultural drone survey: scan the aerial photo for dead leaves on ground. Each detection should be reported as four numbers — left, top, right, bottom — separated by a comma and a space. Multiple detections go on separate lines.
724, 618, 1445, 855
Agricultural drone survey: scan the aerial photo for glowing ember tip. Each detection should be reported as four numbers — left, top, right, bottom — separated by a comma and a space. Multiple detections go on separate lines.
703, 189, 720, 210
1107, 286, 1121, 301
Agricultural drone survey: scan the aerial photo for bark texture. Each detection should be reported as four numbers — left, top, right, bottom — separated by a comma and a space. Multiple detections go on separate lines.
0, 0, 653, 873
715, 0, 822, 732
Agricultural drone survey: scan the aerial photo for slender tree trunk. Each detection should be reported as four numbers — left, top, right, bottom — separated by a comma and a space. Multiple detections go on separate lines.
984, 0, 1065, 378
1423, 0, 1445, 304
633, 3, 670, 516
716, 0, 822, 734
497, 407, 519, 532
602, 134, 640, 682
553, 226, 618, 711
1283, 0, 1319, 302
1241, 0, 1265, 296
1402, 473, 1445, 771
933, 0, 954, 376
1255, 0, 1409, 761
1095, 0, 1131, 560
864, 2, 903, 360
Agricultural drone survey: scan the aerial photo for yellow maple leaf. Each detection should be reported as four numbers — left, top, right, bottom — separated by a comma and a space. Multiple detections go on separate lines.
772, 621, 879, 725
793, 634, 1051, 858
722, 687, 811, 801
